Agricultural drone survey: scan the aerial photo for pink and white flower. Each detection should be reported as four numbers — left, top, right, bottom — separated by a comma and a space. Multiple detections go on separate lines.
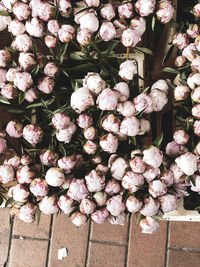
25, 17, 44, 38
85, 170, 105, 192
100, 133, 118, 153
121, 28, 141, 48
30, 178, 49, 197
8, 20, 25, 36
45, 167, 65, 187
174, 85, 190, 101
143, 146, 163, 168
71, 212, 87, 227
150, 89, 168, 111
56, 122, 76, 143
159, 194, 178, 213
14, 72, 33, 91
0, 164, 14, 184
100, 3, 115, 21
134, 93, 153, 114
58, 155, 76, 174
25, 87, 39, 102
1, 83, 17, 99
13, 2, 30, 21
114, 82, 130, 102
105, 179, 120, 195
149, 180, 167, 198
119, 60, 137, 81
38, 1, 54, 21
18, 52, 36, 70
156, 0, 174, 24
140, 196, 160, 216
139, 216, 160, 234
58, 24, 75, 43
58, 195, 75, 214
19, 203, 36, 223
172, 33, 189, 50
138, 118, 150, 135
84, 126, 97, 140
12, 34, 32, 52
118, 2, 134, 19
6, 120, 23, 138
102, 114, 120, 133
77, 114, 93, 129
135, 0, 156, 17
160, 170, 174, 186
21, 155, 32, 166
166, 141, 188, 157
191, 87, 200, 103
187, 24, 200, 39
84, 0, 100, 7
99, 22, 116, 41
67, 178, 89, 201
122, 171, 144, 192
175, 56, 186, 67
52, 113, 70, 130
129, 157, 146, 173
77, 28, 92, 46
130, 16, 146, 36
13, 184, 29, 203
187, 73, 200, 89
143, 165, 161, 182
39, 196, 59, 214
83, 140, 97, 154
151, 79, 169, 95
97, 88, 119, 110
175, 152, 197, 176
0, 50, 11, 67
0, 137, 7, 154
193, 3, 200, 17
91, 208, 109, 224
117, 101, 136, 117
75, 10, 99, 33
83, 72, 106, 95
17, 165, 35, 184
93, 191, 107, 206
47, 20, 60, 34
110, 157, 129, 181
37, 76, 55, 94
107, 195, 125, 217
120, 116, 140, 136
80, 198, 96, 214
126, 196, 143, 213
40, 149, 58, 166
108, 212, 126, 226
173, 130, 189, 145
182, 43, 196, 62
71, 87, 94, 113
23, 124, 43, 145
45, 35, 57, 48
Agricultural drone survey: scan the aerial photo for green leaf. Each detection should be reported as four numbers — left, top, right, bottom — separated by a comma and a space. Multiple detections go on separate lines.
6, 109, 24, 113
67, 63, 94, 72
27, 98, 55, 109
152, 215, 165, 221
166, 81, 176, 90
153, 132, 163, 147
5, 197, 14, 208
0, 96, 10, 105
162, 67, 179, 74
135, 47, 153, 55
189, 175, 196, 186
104, 40, 120, 54
122, 190, 131, 202
0, 196, 3, 206
59, 143, 67, 156
162, 45, 174, 65
35, 207, 41, 226
70, 53, 87, 61
51, 128, 58, 136
5, 47, 17, 54
0, 10, 10, 16
60, 43, 68, 65
18, 91, 26, 105
135, 108, 146, 118
31, 65, 40, 76
136, 213, 143, 226
152, 16, 156, 31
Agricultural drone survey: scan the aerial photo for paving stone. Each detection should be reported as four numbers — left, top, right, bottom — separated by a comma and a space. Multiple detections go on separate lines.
168, 250, 200, 267
13, 214, 51, 239
88, 242, 126, 267
128, 216, 167, 267
9, 238, 49, 267
90, 217, 128, 243
48, 213, 89, 267
0, 209, 11, 266
170, 221, 200, 249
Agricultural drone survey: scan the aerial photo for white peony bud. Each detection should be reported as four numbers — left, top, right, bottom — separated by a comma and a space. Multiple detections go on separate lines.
85, 170, 105, 192
83, 140, 98, 154
57, 155, 76, 174
45, 167, 65, 187
139, 216, 160, 234
120, 116, 140, 136
122, 171, 144, 192
97, 88, 119, 110
105, 179, 120, 195
99, 22, 116, 41
100, 4, 115, 21
91, 208, 109, 224
102, 114, 121, 134
121, 28, 141, 48
58, 24, 75, 43
173, 130, 189, 145
25, 17, 44, 38
71, 212, 87, 227
93, 191, 107, 206
129, 157, 146, 173
143, 146, 163, 168
77, 28, 92, 46
6, 120, 23, 138
150, 89, 168, 111
58, 195, 75, 214
175, 152, 197, 176
117, 101, 136, 117
77, 114, 93, 129
143, 165, 161, 182
38, 1, 54, 21
71, 87, 94, 113
80, 198, 96, 214
100, 133, 118, 154
107, 195, 125, 217
140, 196, 160, 216
126, 196, 143, 213
156, 0, 174, 24
40, 149, 59, 166
19, 203, 36, 223
13, 184, 29, 203
119, 60, 137, 81
108, 212, 126, 226
30, 178, 49, 197
149, 180, 167, 198
23, 124, 43, 145
134, 93, 153, 114
14, 72, 33, 91
67, 178, 89, 201
174, 85, 190, 101
17, 166, 35, 184
0, 164, 14, 184
13, 2, 30, 21
110, 157, 129, 181
39, 196, 59, 215
135, 0, 156, 17
12, 34, 32, 53
159, 194, 178, 213
8, 20, 25, 36
83, 72, 106, 95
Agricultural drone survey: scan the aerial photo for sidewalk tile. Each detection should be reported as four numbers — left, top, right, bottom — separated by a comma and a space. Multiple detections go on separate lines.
48, 213, 89, 267
88, 242, 126, 267
0, 209, 11, 266
128, 216, 167, 267
9, 239, 48, 267
168, 250, 200, 267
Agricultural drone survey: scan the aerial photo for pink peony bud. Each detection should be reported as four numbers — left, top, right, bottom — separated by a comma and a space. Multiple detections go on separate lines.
92, 155, 101, 164
84, 0, 100, 7
156, 0, 174, 24
83, 72, 106, 95
191, 87, 200, 103
143, 146, 163, 168
96, 164, 109, 176
130, 16, 146, 36
91, 208, 109, 224
173, 182, 189, 197
0, 68, 6, 88
97, 88, 119, 110
114, 82, 130, 102
117, 101, 136, 117
58, 195, 75, 214
193, 3, 200, 17
140, 196, 160, 216
80, 198, 96, 214
71, 212, 87, 227
1, 83, 17, 99
175, 152, 197, 176
173, 130, 189, 145
6, 120, 23, 138
160, 170, 174, 186
25, 17, 44, 38
121, 28, 141, 48
23, 124, 43, 145
76, 10, 99, 33
102, 114, 120, 134
39, 196, 59, 214
71, 87, 94, 113
0, 137, 7, 154
175, 56, 186, 67
58, 155, 76, 174
191, 57, 200, 72
8, 19, 25, 36
194, 142, 200, 155
118, 2, 134, 19
25, 87, 39, 103
139, 216, 160, 234
1, 0, 17, 11
37, 76, 55, 94
134, 93, 153, 114
19, 203, 36, 223
143, 165, 161, 182
174, 85, 190, 101
14, 72, 33, 91
122, 171, 144, 192
21, 155, 32, 166
107, 195, 125, 217
135, 0, 156, 17
18, 52, 36, 70
99, 22, 116, 41
151, 79, 169, 95
85, 170, 105, 192
119, 60, 137, 81
13, 184, 29, 202
120, 116, 140, 136
84, 126, 97, 140
105, 178, 120, 195
172, 33, 189, 50
138, 118, 150, 135
58, 0, 72, 18
187, 24, 200, 39
58, 24, 75, 43
100, 133, 118, 154
40, 149, 58, 166
0, 50, 11, 67
110, 157, 129, 181
130, 157, 146, 174
108, 212, 126, 226
52, 113, 70, 130
47, 20, 60, 34
170, 162, 184, 183
12, 34, 32, 52
45, 35, 57, 48
187, 73, 200, 90
13, 2, 30, 21
93, 191, 107, 206
17, 165, 35, 184
67, 178, 89, 201
83, 140, 97, 154
182, 43, 196, 62
77, 28, 92, 46
166, 141, 188, 157
0, 164, 14, 184
100, 3, 115, 21
6, 67, 19, 82
0, 5, 11, 32
44, 62, 59, 78
45, 167, 65, 187
38, 2, 54, 21
56, 122, 76, 143
30, 178, 49, 197
77, 114, 93, 129
150, 89, 168, 111
126, 196, 143, 213
149, 180, 167, 198
159, 194, 178, 213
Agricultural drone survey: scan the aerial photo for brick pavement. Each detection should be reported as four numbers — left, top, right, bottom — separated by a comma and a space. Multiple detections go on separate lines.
1, 208, 200, 267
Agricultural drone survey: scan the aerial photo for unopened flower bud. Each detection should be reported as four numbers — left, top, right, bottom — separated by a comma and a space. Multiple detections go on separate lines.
126, 196, 143, 213
139, 216, 160, 234
38, 2, 54, 21
39, 196, 59, 214
45, 35, 57, 48
19, 203, 36, 223
77, 114, 93, 129
12, 34, 32, 53
120, 116, 140, 136
0, 164, 14, 184
93, 191, 107, 206
58, 195, 75, 214
175, 152, 197, 176
91, 208, 109, 224
30, 178, 49, 197
85, 170, 105, 192
23, 124, 43, 145
140, 196, 160, 216
121, 28, 141, 48
100, 133, 118, 153
174, 85, 190, 101
100, 3, 115, 21
114, 82, 130, 102
122, 171, 144, 192
119, 60, 137, 81
84, 126, 97, 140
105, 179, 120, 195
159, 194, 178, 213
107, 195, 125, 217
13, 184, 29, 203
58, 155, 76, 174
135, 0, 156, 17
80, 198, 96, 214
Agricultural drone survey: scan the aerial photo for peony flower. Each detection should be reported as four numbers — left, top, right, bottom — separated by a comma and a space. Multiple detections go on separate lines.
85, 170, 105, 192
126, 196, 143, 213
83, 140, 97, 154
71, 212, 87, 227
187, 24, 200, 39
0, 137, 7, 154
23, 124, 43, 145
21, 155, 32, 166
173, 130, 189, 145
71, 87, 94, 113
114, 82, 130, 102
1, 83, 17, 99
25, 87, 39, 103
151, 79, 169, 95
91, 208, 109, 224
150, 89, 168, 111
56, 122, 76, 143
173, 182, 189, 197
100, 3, 115, 21
193, 3, 200, 17
160, 170, 174, 186
13, 2, 30, 21
58, 155, 76, 174
99, 22, 116, 41
108, 212, 126, 226
12, 34, 32, 53
8, 19, 25, 36
6, 67, 19, 82
30, 178, 49, 197
134, 93, 153, 114
166, 141, 188, 157
110, 157, 129, 181
170, 162, 184, 183
17, 165, 35, 184
182, 43, 196, 62
138, 118, 150, 135
140, 196, 160, 216
0, 50, 11, 67
0, 164, 14, 184
58, 24, 75, 43
97, 88, 119, 110
120, 116, 140, 136
187, 73, 200, 90
77, 28, 92, 46
52, 113, 70, 130
149, 180, 167, 198
14, 72, 33, 91
143, 146, 163, 168
172, 33, 189, 50
93, 191, 107, 206
84, 126, 97, 140
47, 20, 60, 34
77, 114, 93, 129
38, 1, 54, 21
174, 85, 190, 101
105, 179, 120, 195
6, 120, 23, 138
80, 198, 96, 214
121, 28, 141, 48
45, 167, 65, 187
102, 114, 121, 134
117, 101, 136, 117
75, 10, 99, 33
191, 57, 200, 72
84, 0, 100, 7
0, 5, 11, 32
25, 17, 44, 38
58, 0, 72, 18
83, 72, 106, 95
99, 133, 118, 153
92, 155, 101, 164
191, 87, 200, 103
129, 157, 146, 173
139, 216, 160, 234
29, 0, 42, 17
1, 0, 17, 11
19, 203, 36, 223
119, 60, 137, 81
18, 52, 36, 70
135, 0, 156, 17
37, 76, 55, 94
159, 194, 178, 213
40, 149, 58, 166
67, 178, 89, 201
122, 171, 144, 192
156, 0, 174, 24
4, 155, 21, 170
45, 35, 57, 48
39, 196, 59, 214
175, 152, 197, 176
130, 16, 146, 36
107, 195, 125, 217
58, 195, 75, 214
13, 184, 29, 203
175, 56, 186, 67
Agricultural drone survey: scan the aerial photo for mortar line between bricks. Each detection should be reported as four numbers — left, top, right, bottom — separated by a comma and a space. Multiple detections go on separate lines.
168, 247, 200, 253
124, 213, 132, 267
45, 214, 54, 267
164, 221, 170, 267
3, 216, 14, 267
85, 219, 92, 267
90, 239, 127, 247
12, 235, 49, 241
